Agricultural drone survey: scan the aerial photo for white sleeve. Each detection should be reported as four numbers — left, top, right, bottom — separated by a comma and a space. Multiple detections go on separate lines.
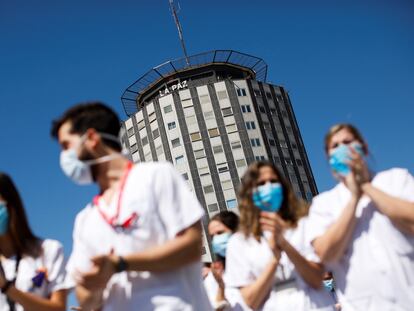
153, 162, 205, 239
225, 235, 255, 288
306, 194, 336, 246
65, 209, 95, 288
42, 240, 69, 292
395, 168, 414, 202
296, 218, 321, 263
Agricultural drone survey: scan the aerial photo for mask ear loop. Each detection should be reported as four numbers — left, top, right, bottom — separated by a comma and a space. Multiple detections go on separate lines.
81, 132, 126, 165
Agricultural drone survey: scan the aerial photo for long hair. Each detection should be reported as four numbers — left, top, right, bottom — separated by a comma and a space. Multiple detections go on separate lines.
238, 161, 308, 239
324, 123, 368, 155
0, 173, 41, 257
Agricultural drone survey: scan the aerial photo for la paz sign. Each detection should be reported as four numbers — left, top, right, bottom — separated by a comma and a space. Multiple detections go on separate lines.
159, 80, 188, 97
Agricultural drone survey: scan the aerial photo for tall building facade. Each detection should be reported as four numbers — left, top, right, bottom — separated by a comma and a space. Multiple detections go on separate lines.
121, 50, 317, 261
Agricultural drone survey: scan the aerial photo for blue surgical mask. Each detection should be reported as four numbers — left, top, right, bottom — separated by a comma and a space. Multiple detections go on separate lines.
0, 202, 9, 235
329, 142, 364, 176
212, 232, 232, 257
253, 182, 284, 212
60, 133, 122, 185
323, 278, 335, 292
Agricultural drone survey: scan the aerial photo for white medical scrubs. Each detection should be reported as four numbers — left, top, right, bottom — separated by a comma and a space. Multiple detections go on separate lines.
225, 218, 335, 311
307, 168, 414, 311
0, 239, 67, 311
65, 161, 212, 311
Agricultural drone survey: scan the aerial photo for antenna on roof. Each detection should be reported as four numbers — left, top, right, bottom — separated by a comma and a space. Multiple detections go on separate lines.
168, 0, 190, 66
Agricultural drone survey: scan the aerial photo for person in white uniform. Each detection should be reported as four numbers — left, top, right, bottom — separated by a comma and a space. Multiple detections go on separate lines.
307, 123, 414, 311
225, 161, 334, 310
0, 172, 68, 311
51, 102, 212, 311
204, 211, 247, 311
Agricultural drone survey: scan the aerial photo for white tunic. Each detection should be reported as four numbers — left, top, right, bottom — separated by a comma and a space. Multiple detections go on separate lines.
225, 218, 335, 310
0, 239, 67, 311
307, 168, 414, 311
65, 161, 212, 311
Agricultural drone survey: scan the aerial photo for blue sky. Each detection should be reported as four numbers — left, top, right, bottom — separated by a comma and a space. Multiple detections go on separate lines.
1, 0, 413, 305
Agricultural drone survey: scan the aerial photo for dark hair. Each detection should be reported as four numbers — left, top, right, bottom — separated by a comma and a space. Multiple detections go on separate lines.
51, 101, 122, 151
210, 211, 239, 233
238, 161, 308, 239
0, 173, 41, 257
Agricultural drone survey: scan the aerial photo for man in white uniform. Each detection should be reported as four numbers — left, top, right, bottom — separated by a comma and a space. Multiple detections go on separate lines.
51, 102, 212, 311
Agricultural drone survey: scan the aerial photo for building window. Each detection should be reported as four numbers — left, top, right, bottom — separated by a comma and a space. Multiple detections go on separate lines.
194, 148, 206, 159
208, 203, 219, 213
182, 173, 189, 180
296, 159, 303, 166
127, 127, 134, 137
291, 142, 297, 149
181, 98, 193, 108
171, 138, 181, 148
217, 90, 228, 100
142, 136, 148, 146
213, 145, 223, 154
269, 139, 276, 146
226, 199, 237, 209
231, 141, 242, 150
254, 89, 261, 97
273, 156, 281, 164
235, 159, 246, 168
221, 180, 233, 190
222, 107, 233, 117
130, 143, 138, 153
282, 110, 288, 118
255, 156, 266, 161
148, 112, 156, 123
286, 125, 292, 133
152, 128, 160, 139
204, 110, 214, 120
236, 88, 247, 96
199, 166, 209, 176
276, 95, 283, 103
270, 108, 277, 115
263, 122, 270, 130
208, 128, 220, 138
199, 94, 210, 104
251, 138, 261, 147
217, 163, 229, 173
156, 145, 163, 156
175, 155, 185, 164
266, 92, 272, 99
280, 140, 288, 148
190, 132, 202, 142
168, 121, 176, 130
246, 121, 256, 130
258, 106, 266, 113
137, 120, 145, 130
203, 184, 214, 194
226, 124, 237, 133
285, 158, 294, 165
163, 105, 173, 114
185, 115, 197, 125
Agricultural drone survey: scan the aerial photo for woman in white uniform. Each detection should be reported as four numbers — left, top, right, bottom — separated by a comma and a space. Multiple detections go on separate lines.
204, 211, 246, 310
0, 172, 68, 311
307, 123, 414, 311
225, 161, 334, 310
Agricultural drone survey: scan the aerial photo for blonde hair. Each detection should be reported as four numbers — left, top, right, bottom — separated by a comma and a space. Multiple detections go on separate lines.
237, 161, 308, 240
324, 123, 368, 155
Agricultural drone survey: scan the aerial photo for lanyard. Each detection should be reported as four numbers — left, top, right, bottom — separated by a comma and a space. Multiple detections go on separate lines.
93, 162, 137, 230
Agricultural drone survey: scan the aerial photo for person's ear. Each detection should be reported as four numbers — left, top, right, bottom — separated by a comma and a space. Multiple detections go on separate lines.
84, 128, 100, 149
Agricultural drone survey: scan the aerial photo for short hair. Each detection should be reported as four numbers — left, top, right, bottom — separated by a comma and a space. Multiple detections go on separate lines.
0, 172, 41, 257
51, 101, 121, 151
210, 211, 239, 233
324, 123, 368, 155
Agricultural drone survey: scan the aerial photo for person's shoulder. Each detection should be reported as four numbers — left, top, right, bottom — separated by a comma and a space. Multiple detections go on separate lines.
130, 161, 175, 179
228, 231, 251, 247
40, 239, 64, 256
375, 167, 411, 179
311, 183, 343, 207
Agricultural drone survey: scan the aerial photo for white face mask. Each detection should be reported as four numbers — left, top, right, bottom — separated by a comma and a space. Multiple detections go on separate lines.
59, 133, 122, 185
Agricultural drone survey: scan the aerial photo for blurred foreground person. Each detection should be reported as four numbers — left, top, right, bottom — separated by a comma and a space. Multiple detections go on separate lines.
0, 173, 68, 311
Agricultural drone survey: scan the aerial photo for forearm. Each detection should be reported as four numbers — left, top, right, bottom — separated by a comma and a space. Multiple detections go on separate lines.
124, 222, 202, 272
240, 257, 278, 310
6, 286, 66, 311
279, 238, 323, 289
362, 183, 414, 234
313, 196, 359, 263
76, 285, 103, 311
